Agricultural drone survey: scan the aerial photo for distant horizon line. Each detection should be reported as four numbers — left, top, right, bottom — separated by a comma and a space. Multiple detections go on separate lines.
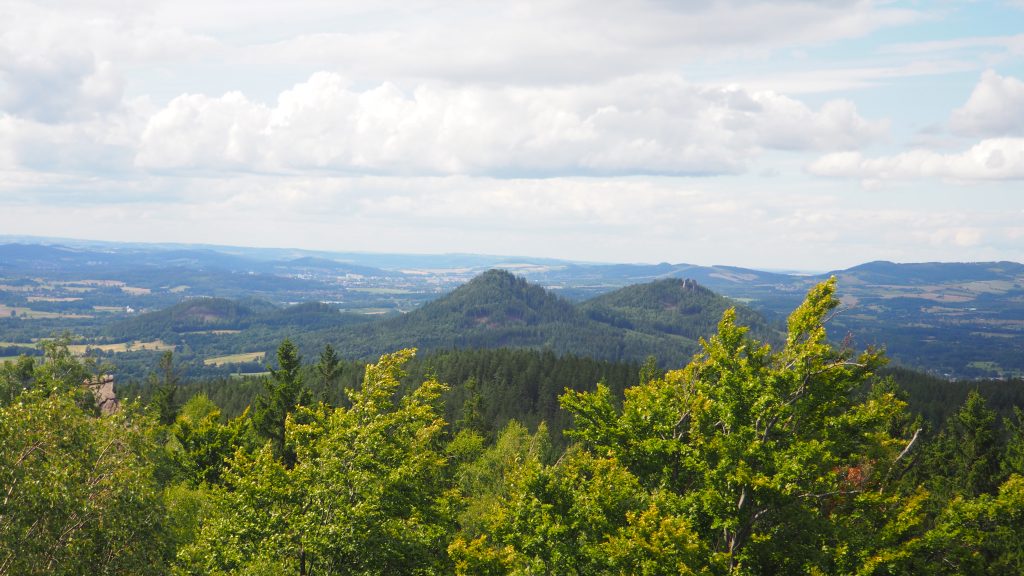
2, 233, 1021, 275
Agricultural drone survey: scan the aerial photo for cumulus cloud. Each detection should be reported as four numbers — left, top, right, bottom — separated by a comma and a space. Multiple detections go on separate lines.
0, 0, 219, 122
0, 41, 123, 123
136, 73, 885, 177
950, 70, 1024, 137
5, 0, 1023, 268
0, 0, 900, 178
0, 96, 151, 172
0, 0, 921, 107
807, 138, 1024, 181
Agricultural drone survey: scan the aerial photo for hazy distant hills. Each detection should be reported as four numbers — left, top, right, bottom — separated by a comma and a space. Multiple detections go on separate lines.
834, 260, 1024, 286
818, 261, 1024, 378
2, 239, 1023, 378
0, 242, 397, 279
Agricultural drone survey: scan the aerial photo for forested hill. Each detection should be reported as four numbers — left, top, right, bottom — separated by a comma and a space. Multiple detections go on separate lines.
93, 270, 773, 375
579, 278, 779, 347
327, 270, 773, 367
331, 269, 621, 360
106, 298, 266, 338
4, 239, 1023, 377
105, 297, 371, 341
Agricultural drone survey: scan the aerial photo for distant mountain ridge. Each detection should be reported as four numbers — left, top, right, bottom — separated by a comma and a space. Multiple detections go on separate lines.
2, 238, 1023, 377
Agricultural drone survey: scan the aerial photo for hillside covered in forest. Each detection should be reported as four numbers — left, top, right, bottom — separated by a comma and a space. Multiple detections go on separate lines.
3, 278, 1023, 574
87, 270, 777, 379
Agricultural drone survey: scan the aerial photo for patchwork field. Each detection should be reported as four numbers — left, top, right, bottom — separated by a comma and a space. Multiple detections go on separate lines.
0, 341, 36, 347
66, 340, 176, 354
27, 296, 82, 302
204, 351, 266, 367
0, 304, 92, 319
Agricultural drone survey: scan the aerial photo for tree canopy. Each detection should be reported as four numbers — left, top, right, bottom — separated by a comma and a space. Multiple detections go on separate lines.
1, 279, 1022, 574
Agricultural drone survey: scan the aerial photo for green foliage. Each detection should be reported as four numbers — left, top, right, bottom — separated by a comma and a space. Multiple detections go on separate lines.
0, 354, 35, 406
919, 390, 1004, 501
463, 278, 918, 574
451, 446, 720, 575
909, 475, 1024, 573
169, 393, 255, 486
178, 349, 455, 575
452, 421, 551, 538
638, 354, 661, 385
150, 350, 181, 426
163, 482, 213, 559
5, 275, 1024, 574
314, 343, 341, 394
1003, 407, 1024, 477
454, 377, 487, 435
252, 338, 309, 465
0, 356, 169, 575
404, 348, 639, 449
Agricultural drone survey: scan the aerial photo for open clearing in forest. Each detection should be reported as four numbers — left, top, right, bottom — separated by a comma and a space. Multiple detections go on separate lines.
0, 341, 35, 348
0, 304, 92, 319
968, 360, 1001, 372
350, 287, 415, 294
27, 296, 82, 302
66, 340, 176, 354
205, 351, 266, 366
349, 307, 393, 315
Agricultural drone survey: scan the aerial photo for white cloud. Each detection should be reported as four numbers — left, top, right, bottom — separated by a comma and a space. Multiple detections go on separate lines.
736, 59, 981, 95
229, 0, 920, 85
881, 33, 1024, 56
0, 1, 221, 122
135, 73, 885, 177
0, 40, 122, 123
3, 0, 1022, 268
2, 173, 1020, 269
950, 70, 1024, 137
0, 0, 923, 110
0, 97, 150, 172
807, 138, 1024, 181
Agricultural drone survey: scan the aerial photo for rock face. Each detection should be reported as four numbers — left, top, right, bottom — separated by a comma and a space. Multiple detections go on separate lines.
86, 374, 120, 415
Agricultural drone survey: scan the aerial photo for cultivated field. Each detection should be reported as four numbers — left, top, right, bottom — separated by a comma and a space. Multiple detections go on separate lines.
204, 351, 266, 366
0, 304, 92, 319
66, 340, 176, 354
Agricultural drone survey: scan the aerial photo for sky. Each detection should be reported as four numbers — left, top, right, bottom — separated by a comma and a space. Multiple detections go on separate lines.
1, 0, 1023, 270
